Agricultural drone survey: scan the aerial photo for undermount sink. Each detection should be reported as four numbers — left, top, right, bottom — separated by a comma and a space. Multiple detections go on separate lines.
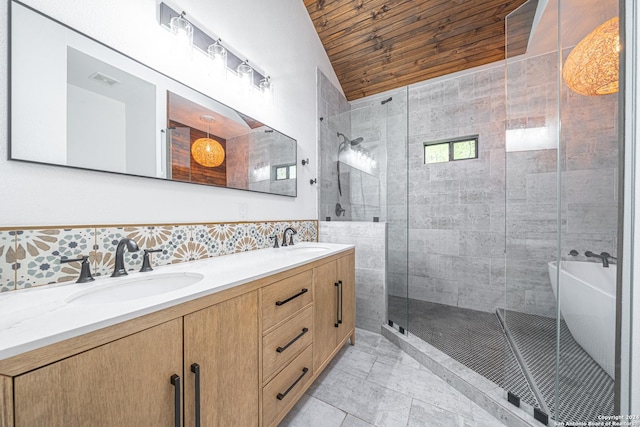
67, 272, 204, 305
285, 246, 330, 254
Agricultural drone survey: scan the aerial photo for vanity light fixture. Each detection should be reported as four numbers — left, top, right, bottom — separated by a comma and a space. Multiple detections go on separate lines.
169, 11, 193, 47
191, 115, 225, 168
259, 76, 273, 101
237, 60, 254, 89
563, 17, 619, 96
159, 3, 271, 98
207, 39, 227, 77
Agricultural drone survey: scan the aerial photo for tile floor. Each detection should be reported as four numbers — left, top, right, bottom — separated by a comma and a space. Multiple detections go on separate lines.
280, 329, 507, 427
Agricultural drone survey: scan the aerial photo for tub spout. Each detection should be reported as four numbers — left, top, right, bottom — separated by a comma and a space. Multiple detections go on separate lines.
601, 252, 617, 265
585, 250, 609, 267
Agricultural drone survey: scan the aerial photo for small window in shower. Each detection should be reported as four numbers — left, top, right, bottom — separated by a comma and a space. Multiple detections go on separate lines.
424, 135, 478, 164
275, 164, 297, 180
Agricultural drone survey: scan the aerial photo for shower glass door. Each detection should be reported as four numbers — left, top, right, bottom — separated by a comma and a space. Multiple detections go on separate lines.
505, 0, 619, 422
504, 1, 560, 419
378, 88, 409, 332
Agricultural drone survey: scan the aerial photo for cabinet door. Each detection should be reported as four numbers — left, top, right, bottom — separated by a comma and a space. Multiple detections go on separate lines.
337, 253, 356, 344
14, 319, 183, 427
313, 260, 338, 371
184, 291, 259, 427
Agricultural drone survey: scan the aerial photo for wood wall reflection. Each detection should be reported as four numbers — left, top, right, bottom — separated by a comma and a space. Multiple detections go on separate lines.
169, 120, 227, 187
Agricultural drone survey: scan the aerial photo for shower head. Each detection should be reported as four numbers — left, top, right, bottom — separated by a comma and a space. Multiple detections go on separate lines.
337, 132, 364, 149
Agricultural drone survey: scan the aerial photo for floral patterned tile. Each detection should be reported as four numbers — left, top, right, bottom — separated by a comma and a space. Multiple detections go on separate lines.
233, 223, 259, 253
149, 225, 190, 267
0, 231, 16, 292
298, 220, 319, 243
191, 225, 223, 259
1, 220, 318, 292
95, 226, 191, 276
15, 228, 95, 289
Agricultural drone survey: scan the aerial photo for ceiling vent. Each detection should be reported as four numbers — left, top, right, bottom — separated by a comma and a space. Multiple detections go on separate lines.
89, 72, 120, 86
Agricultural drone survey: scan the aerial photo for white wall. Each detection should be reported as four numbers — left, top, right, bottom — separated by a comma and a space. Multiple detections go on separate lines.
0, 0, 342, 226
67, 84, 126, 173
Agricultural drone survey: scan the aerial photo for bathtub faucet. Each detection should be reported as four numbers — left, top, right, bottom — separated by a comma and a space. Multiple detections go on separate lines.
585, 251, 611, 268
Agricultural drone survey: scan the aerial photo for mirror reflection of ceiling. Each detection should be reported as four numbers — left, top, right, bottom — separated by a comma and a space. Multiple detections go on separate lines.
524, 0, 619, 57
67, 47, 155, 104
168, 92, 265, 140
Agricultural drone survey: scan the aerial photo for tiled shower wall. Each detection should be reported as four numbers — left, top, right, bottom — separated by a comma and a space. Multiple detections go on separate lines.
0, 220, 317, 292
389, 51, 617, 318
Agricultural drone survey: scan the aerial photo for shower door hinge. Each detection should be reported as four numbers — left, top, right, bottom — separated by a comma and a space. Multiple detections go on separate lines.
533, 408, 549, 425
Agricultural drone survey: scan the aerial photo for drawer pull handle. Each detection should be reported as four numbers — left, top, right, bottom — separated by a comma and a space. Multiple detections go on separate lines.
335, 282, 340, 327
275, 288, 308, 306
338, 280, 343, 325
276, 367, 309, 400
276, 328, 309, 353
170, 374, 181, 427
190, 363, 201, 427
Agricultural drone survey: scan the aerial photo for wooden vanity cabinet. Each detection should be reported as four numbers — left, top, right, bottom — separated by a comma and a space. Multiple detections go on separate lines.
184, 291, 259, 427
313, 253, 356, 372
13, 319, 183, 427
0, 248, 355, 427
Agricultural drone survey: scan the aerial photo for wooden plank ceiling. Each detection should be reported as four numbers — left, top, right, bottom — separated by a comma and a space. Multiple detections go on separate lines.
304, 0, 530, 101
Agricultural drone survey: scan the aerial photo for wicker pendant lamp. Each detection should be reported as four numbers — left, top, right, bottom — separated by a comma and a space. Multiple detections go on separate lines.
563, 17, 620, 96
191, 115, 225, 168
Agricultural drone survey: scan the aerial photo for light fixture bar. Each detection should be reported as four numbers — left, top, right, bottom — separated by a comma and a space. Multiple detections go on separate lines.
158, 2, 266, 87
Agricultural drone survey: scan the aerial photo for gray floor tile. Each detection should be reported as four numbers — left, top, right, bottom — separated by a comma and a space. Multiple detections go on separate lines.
282, 328, 507, 427
308, 367, 412, 427
279, 394, 346, 427
366, 360, 474, 420
471, 402, 506, 427
341, 414, 375, 427
407, 398, 461, 427
327, 346, 378, 379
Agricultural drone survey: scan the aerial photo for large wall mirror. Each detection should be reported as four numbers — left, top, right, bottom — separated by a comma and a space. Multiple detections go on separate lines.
9, 1, 297, 197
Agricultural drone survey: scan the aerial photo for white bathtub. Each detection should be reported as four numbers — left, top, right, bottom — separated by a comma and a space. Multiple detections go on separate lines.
548, 260, 617, 378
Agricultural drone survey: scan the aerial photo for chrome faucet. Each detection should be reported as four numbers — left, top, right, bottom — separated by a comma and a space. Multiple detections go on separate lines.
585, 251, 613, 268
112, 238, 140, 277
281, 227, 298, 247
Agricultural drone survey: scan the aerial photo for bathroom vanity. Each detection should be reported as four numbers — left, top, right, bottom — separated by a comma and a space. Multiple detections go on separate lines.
0, 243, 355, 427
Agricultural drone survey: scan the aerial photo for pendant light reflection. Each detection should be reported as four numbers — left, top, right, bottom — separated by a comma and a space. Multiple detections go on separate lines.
563, 17, 619, 96
207, 39, 227, 78
191, 115, 225, 168
237, 60, 254, 91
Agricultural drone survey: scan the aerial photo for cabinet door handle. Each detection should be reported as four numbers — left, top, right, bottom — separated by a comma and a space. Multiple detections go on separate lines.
170, 374, 181, 427
334, 282, 340, 327
190, 363, 201, 427
276, 367, 309, 400
275, 288, 308, 306
338, 280, 343, 325
276, 328, 309, 353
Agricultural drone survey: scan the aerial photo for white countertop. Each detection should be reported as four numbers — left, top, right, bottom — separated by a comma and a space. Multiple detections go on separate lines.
0, 242, 353, 362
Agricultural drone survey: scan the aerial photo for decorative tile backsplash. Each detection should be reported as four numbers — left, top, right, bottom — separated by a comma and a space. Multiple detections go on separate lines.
0, 220, 317, 292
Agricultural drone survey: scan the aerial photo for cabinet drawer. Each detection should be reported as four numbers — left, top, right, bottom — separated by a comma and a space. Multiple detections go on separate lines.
263, 306, 313, 382
263, 345, 313, 427
262, 270, 313, 330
